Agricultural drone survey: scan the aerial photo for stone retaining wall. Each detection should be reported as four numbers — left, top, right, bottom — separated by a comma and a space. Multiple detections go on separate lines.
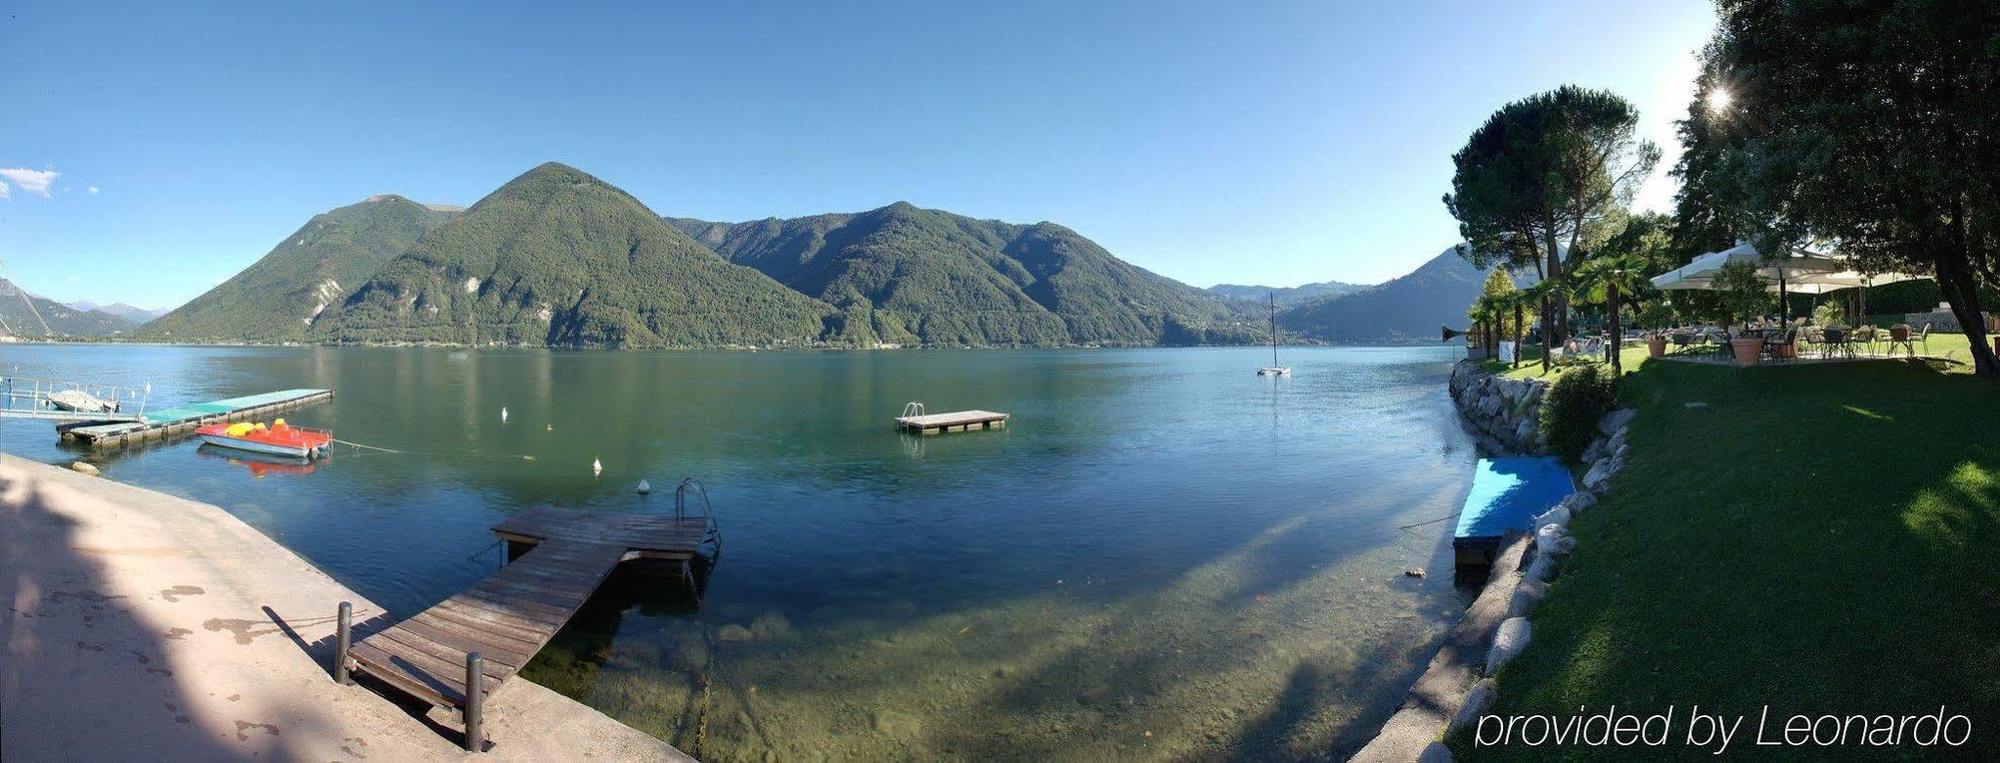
1447, 361, 1547, 454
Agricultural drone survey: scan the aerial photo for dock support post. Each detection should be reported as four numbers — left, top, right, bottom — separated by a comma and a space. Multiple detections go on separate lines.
464, 652, 484, 751
333, 601, 353, 685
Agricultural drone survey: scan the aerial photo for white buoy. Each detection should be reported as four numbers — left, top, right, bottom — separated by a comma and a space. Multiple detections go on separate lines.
546, 423, 554, 431
500, 406, 509, 423
592, 457, 603, 476
636, 479, 652, 495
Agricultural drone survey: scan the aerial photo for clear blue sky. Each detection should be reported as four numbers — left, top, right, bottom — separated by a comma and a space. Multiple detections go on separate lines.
0, 1, 1717, 309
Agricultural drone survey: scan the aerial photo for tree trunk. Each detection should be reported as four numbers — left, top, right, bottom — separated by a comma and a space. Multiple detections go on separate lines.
1537, 296, 1549, 373
1937, 205, 1997, 376
1543, 225, 1566, 346
1514, 302, 1525, 370
1607, 283, 1621, 374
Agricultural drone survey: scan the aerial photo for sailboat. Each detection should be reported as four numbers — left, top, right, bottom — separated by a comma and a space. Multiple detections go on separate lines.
1257, 294, 1291, 376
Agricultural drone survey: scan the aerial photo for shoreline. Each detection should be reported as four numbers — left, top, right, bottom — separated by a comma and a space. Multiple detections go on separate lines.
0, 453, 692, 761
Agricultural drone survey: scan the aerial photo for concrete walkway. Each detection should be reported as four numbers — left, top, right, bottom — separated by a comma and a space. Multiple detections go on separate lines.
0, 454, 692, 762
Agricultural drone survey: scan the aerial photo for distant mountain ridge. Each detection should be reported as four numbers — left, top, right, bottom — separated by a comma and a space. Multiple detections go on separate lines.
1276, 246, 1533, 343
64, 301, 168, 323
1206, 280, 1368, 307
0, 280, 138, 336
668, 203, 1252, 347
90, 160, 1515, 349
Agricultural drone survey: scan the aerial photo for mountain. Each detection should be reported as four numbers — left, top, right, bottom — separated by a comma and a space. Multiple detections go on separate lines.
1207, 280, 1368, 307
317, 163, 832, 348
65, 301, 168, 323
139, 195, 457, 343
668, 203, 1251, 347
1277, 246, 1532, 344
0, 280, 139, 336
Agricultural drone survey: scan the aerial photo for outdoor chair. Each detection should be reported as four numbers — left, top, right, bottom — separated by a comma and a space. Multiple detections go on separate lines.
1912, 323, 1932, 356
1887, 323, 1916, 357
1851, 325, 1877, 356
1763, 328, 1794, 362
1670, 332, 1695, 354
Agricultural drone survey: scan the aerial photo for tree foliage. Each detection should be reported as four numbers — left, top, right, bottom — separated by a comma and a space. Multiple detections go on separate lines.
1444, 85, 1662, 343
1683, 0, 2000, 374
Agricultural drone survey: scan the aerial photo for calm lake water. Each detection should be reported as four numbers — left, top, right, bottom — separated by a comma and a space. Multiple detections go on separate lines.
0, 344, 1479, 761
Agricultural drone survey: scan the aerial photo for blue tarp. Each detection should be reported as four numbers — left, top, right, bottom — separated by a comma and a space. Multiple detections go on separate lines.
1455, 457, 1576, 540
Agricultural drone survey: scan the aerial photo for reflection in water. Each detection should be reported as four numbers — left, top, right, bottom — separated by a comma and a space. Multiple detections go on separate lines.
195, 443, 321, 477
0, 344, 1479, 761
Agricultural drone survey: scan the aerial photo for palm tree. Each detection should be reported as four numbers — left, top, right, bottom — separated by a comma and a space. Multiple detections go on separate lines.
1571, 255, 1653, 374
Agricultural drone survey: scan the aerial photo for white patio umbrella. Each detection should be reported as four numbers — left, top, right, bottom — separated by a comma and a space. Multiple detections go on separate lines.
1649, 242, 1924, 322
1648, 242, 1850, 291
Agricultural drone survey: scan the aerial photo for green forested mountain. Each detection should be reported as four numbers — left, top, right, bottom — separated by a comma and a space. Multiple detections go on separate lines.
668, 203, 1253, 346
1277, 246, 1532, 343
1206, 280, 1368, 307
140, 195, 456, 342
0, 280, 138, 336
317, 163, 832, 348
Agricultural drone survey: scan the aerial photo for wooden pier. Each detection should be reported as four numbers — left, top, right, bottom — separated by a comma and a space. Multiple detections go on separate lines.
59, 388, 333, 449
339, 485, 720, 751
895, 402, 1009, 435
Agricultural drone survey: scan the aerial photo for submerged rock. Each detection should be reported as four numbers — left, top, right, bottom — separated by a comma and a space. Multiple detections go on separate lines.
716, 624, 755, 642
750, 611, 795, 641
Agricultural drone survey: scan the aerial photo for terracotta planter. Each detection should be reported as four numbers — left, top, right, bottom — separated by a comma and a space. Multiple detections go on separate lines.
1731, 337, 1764, 367
1646, 335, 1667, 358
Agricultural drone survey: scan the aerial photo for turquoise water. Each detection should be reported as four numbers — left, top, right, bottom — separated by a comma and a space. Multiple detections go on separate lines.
0, 344, 1479, 760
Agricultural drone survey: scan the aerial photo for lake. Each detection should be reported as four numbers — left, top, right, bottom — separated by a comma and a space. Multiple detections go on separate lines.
0, 344, 1479, 761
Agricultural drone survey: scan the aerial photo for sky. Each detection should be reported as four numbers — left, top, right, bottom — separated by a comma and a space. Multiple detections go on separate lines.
0, 1, 1718, 309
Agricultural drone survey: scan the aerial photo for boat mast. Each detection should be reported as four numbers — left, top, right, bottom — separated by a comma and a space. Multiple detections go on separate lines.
1269, 294, 1279, 366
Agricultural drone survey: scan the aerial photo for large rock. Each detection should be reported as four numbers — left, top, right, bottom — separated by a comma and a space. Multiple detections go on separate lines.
1596, 408, 1638, 436
1508, 579, 1549, 617
1582, 458, 1616, 490
1534, 505, 1571, 530
1536, 524, 1577, 555
1448, 679, 1498, 737
1562, 491, 1597, 516
1486, 617, 1532, 674
1419, 741, 1455, 763
1524, 553, 1556, 582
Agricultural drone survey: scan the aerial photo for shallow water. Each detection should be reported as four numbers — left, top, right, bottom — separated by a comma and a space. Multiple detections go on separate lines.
0, 344, 1479, 760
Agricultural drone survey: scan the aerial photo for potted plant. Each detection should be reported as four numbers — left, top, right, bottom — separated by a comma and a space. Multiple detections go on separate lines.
1638, 302, 1675, 358
1711, 262, 1772, 366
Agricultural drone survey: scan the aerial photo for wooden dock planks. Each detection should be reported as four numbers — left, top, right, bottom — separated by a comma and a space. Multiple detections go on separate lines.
61, 388, 334, 449
895, 409, 1009, 435
345, 506, 720, 728
350, 538, 624, 707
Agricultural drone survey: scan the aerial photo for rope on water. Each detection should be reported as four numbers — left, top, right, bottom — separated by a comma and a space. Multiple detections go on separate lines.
1397, 514, 1455, 531
329, 437, 536, 461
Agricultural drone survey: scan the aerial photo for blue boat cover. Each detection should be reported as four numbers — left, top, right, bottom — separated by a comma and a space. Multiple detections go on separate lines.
1454, 457, 1576, 540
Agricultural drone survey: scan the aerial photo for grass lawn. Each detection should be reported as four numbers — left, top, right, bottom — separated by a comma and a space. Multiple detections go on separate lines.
1452, 347, 2000, 758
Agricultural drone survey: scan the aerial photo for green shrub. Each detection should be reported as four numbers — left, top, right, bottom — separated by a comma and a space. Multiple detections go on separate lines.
1540, 364, 1617, 460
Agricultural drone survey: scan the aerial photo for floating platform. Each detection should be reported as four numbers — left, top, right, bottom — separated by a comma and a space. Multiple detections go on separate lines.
58, 388, 333, 449
340, 492, 720, 751
895, 403, 1009, 435
1453, 457, 1575, 571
